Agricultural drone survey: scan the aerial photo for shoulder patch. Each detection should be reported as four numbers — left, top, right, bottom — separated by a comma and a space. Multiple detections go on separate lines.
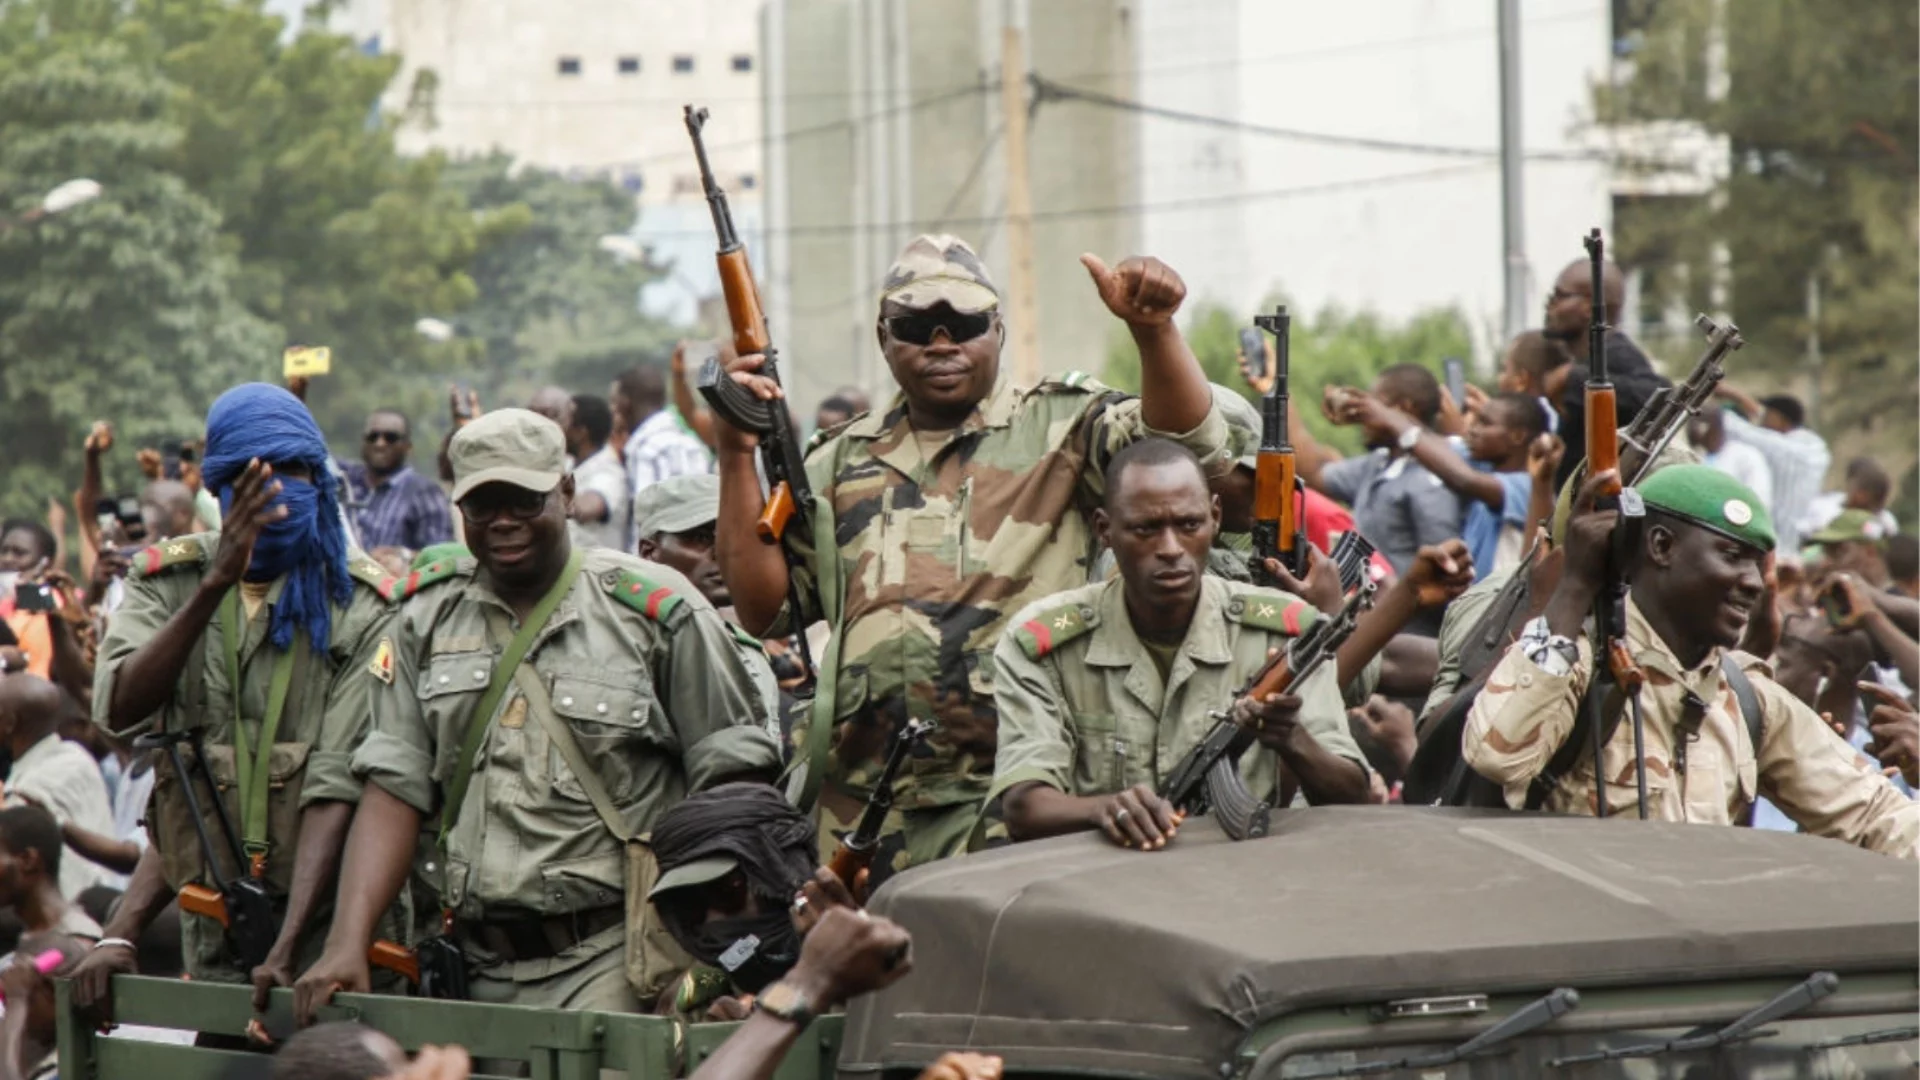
729, 623, 765, 653
803, 414, 863, 459
129, 538, 208, 580
1228, 590, 1319, 637
606, 569, 687, 622
348, 556, 395, 595
1014, 602, 1099, 661
378, 556, 470, 602
1031, 372, 1107, 397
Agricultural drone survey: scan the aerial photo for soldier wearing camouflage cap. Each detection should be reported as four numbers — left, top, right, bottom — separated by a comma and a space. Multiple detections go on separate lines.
293, 409, 783, 1019
1464, 464, 1917, 856
711, 233, 1232, 886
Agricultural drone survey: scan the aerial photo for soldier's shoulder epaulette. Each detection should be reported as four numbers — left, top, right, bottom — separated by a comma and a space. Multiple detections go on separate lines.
1012, 597, 1101, 661
1225, 587, 1319, 636
377, 553, 472, 602
347, 554, 395, 595
605, 567, 690, 622
128, 535, 212, 580
803, 413, 864, 458
1029, 371, 1109, 396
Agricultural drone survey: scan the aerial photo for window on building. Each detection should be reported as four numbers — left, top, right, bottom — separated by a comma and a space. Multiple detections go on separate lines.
557, 56, 581, 75
672, 54, 695, 74
731, 54, 753, 73
617, 56, 639, 75
739, 173, 757, 190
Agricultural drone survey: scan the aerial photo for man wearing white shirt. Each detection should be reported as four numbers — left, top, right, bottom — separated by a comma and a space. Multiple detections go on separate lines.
0, 677, 114, 901
1714, 386, 1831, 557
611, 366, 712, 550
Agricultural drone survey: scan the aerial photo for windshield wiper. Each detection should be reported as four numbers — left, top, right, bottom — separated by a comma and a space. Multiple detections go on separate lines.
1297, 988, 1580, 1078
1803, 1024, 1919, 1052
1547, 971, 1838, 1067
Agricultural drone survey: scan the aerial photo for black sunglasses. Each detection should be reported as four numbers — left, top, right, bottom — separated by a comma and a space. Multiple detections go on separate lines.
460, 487, 550, 524
883, 308, 995, 346
364, 431, 407, 444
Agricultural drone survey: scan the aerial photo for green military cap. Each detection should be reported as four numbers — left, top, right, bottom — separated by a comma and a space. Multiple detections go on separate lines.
633, 473, 720, 542
448, 408, 567, 502
1806, 508, 1889, 546
1638, 464, 1775, 552
879, 234, 999, 314
647, 855, 739, 900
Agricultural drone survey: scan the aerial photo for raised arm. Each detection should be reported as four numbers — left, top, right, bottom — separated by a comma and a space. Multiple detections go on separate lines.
1080, 255, 1211, 434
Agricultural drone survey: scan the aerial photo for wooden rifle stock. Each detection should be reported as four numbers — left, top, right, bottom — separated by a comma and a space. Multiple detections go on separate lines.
756, 481, 796, 545
715, 248, 771, 360
177, 883, 229, 927
1251, 305, 1305, 581
368, 940, 421, 984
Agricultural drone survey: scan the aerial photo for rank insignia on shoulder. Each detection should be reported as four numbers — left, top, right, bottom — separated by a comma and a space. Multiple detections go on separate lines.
367, 636, 395, 684
1014, 603, 1097, 660
133, 539, 206, 578
608, 570, 684, 622
378, 557, 465, 602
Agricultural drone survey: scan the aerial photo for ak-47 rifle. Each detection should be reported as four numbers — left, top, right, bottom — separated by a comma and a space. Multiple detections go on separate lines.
827, 719, 932, 898
1250, 305, 1307, 584
1619, 314, 1745, 484
1581, 228, 1648, 820
367, 907, 469, 1000
684, 104, 816, 690
134, 729, 277, 971
1160, 579, 1377, 840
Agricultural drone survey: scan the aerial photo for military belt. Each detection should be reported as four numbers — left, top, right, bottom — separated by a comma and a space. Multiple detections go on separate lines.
467, 905, 624, 963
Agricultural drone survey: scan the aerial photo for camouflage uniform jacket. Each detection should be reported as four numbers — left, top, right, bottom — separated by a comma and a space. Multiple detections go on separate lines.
91, 533, 398, 976
987, 576, 1365, 805
1464, 598, 1919, 857
352, 547, 784, 977
777, 377, 1231, 811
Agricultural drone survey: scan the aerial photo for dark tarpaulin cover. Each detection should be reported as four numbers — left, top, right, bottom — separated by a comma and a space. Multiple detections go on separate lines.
839, 807, 1920, 1080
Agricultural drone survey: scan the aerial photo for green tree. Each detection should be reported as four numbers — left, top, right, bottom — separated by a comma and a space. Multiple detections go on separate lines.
1602, 0, 1918, 521
1101, 299, 1474, 457
0, 36, 278, 520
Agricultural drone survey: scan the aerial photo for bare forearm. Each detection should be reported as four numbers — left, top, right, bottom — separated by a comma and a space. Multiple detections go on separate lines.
63, 822, 141, 875
1132, 321, 1212, 434
47, 615, 92, 704
1289, 399, 1337, 491
1336, 582, 1421, 687
1524, 477, 1556, 546
1868, 590, 1920, 637
1405, 430, 1504, 506
321, 785, 419, 955
107, 580, 226, 731
102, 847, 173, 941
1736, 588, 1780, 659
274, 801, 353, 955
1276, 735, 1369, 806
77, 455, 105, 576
673, 379, 719, 450
570, 492, 609, 525
714, 448, 792, 636
1378, 634, 1440, 698
1002, 782, 1099, 842
1863, 611, 1920, 690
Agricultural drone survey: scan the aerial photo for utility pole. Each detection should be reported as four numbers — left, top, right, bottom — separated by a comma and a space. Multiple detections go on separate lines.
1001, 22, 1041, 385
1496, 0, 1527, 340
1804, 268, 1822, 427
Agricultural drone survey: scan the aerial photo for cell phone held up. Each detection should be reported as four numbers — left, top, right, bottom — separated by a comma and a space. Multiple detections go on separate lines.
12, 582, 55, 613
1820, 580, 1857, 629
1443, 356, 1467, 412
1239, 328, 1269, 382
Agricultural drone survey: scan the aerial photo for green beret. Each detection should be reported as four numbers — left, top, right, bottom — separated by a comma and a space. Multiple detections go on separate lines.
1806, 507, 1889, 546
1638, 464, 1775, 552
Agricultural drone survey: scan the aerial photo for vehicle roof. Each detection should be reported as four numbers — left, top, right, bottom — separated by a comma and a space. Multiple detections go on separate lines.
839, 808, 1919, 1080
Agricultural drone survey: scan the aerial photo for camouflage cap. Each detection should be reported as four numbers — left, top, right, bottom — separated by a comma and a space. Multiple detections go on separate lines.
633, 473, 720, 541
1638, 464, 1776, 552
448, 408, 567, 502
1806, 507, 1888, 546
879, 234, 999, 314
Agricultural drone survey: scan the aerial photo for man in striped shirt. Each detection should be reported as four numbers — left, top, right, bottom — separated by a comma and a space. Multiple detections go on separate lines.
612, 366, 712, 549
341, 408, 455, 554
1713, 386, 1831, 558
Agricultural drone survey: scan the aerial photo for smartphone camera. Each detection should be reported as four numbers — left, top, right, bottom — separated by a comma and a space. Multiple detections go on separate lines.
13, 582, 55, 613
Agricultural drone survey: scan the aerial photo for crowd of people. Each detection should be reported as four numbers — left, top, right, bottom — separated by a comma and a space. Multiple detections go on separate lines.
0, 230, 1912, 1080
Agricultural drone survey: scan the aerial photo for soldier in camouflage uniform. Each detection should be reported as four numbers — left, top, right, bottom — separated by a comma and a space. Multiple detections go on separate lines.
988, 440, 1370, 848
292, 410, 783, 1020
1465, 464, 1917, 856
713, 235, 1231, 885
72, 383, 403, 1023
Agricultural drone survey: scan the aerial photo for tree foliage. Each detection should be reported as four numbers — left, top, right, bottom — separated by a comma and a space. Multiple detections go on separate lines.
1102, 298, 1474, 457
1602, 0, 1918, 519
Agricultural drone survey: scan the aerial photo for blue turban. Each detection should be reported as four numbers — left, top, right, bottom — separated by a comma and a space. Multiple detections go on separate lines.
200, 383, 352, 653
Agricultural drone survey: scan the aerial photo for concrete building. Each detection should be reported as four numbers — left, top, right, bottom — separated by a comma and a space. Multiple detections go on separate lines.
761, 0, 1139, 406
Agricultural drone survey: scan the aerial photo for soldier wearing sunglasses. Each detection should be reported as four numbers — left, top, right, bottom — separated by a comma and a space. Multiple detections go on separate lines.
711, 233, 1231, 886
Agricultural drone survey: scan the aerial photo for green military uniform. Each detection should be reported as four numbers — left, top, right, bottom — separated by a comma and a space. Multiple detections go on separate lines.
91, 534, 402, 981
774, 237, 1231, 882
987, 576, 1367, 808
351, 545, 784, 1011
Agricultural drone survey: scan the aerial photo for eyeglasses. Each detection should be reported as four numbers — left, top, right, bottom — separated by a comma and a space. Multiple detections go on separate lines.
1547, 287, 1586, 304
459, 488, 550, 524
883, 308, 995, 346
364, 431, 406, 444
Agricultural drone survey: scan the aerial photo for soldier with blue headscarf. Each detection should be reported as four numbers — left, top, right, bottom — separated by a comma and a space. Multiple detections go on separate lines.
74, 383, 409, 1025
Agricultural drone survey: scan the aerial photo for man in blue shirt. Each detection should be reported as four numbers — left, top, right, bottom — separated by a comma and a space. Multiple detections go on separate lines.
341, 408, 454, 555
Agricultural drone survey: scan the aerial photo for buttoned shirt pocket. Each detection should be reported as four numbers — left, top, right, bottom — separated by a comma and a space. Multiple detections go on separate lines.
1070, 712, 1126, 796
547, 671, 660, 805
539, 850, 625, 914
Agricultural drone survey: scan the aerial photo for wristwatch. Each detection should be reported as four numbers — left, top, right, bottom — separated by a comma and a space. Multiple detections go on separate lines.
1519, 615, 1579, 677
1396, 425, 1422, 451
754, 980, 818, 1027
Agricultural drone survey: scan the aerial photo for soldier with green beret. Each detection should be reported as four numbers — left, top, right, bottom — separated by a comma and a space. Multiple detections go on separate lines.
292, 408, 784, 1020
1465, 464, 1917, 857
990, 439, 1371, 849
712, 234, 1232, 885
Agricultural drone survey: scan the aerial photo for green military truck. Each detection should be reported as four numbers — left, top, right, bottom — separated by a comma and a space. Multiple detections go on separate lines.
60, 808, 1918, 1078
